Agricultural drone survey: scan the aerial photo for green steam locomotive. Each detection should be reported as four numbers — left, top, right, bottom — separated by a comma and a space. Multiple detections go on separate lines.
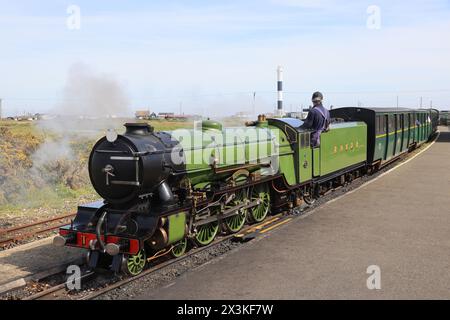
54, 107, 438, 275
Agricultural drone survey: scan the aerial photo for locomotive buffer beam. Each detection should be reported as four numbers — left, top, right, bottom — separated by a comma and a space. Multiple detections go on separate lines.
194, 199, 261, 227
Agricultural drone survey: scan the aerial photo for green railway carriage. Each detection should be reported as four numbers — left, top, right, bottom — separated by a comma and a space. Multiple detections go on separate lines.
440, 110, 450, 126
417, 109, 435, 142
330, 107, 434, 166
430, 108, 439, 133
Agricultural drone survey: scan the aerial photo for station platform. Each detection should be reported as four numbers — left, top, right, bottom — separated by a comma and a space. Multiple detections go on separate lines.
138, 127, 450, 299
0, 237, 84, 293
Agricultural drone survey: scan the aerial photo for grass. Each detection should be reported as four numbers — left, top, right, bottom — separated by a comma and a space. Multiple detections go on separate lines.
0, 120, 43, 136
0, 185, 97, 218
144, 119, 195, 131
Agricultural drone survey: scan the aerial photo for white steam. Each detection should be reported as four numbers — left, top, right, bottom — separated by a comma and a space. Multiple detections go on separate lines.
55, 62, 130, 118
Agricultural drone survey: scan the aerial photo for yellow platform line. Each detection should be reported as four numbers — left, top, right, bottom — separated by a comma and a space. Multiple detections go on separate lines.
235, 216, 280, 237
259, 218, 292, 234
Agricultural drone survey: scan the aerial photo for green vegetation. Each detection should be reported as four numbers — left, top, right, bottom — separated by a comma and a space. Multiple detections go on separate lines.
144, 119, 195, 131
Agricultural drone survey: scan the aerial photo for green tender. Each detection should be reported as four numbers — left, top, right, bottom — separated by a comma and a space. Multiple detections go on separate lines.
318, 122, 367, 177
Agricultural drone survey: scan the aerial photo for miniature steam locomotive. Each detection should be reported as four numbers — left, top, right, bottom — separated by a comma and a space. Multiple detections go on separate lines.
54, 107, 438, 275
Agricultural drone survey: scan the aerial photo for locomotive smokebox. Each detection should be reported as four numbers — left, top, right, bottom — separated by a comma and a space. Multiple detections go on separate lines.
88, 123, 185, 205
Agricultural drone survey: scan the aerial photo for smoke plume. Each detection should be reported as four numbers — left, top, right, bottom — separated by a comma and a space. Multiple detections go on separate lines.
0, 64, 132, 209
56, 62, 130, 118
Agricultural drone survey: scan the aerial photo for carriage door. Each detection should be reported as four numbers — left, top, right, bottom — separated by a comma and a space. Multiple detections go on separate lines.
400, 114, 405, 151
418, 113, 423, 141
414, 113, 419, 142
406, 113, 411, 147
393, 114, 398, 156
384, 114, 389, 160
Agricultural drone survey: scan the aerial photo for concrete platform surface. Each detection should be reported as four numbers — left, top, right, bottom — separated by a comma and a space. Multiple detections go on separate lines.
0, 236, 85, 286
137, 128, 450, 300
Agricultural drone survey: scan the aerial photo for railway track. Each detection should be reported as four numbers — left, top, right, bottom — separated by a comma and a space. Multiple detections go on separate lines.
24, 214, 290, 300
0, 213, 76, 248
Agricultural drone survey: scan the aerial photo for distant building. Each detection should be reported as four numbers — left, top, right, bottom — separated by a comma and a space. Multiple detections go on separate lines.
158, 113, 201, 121
158, 112, 175, 119
7, 113, 41, 121
233, 111, 252, 119
34, 113, 54, 120
135, 110, 151, 120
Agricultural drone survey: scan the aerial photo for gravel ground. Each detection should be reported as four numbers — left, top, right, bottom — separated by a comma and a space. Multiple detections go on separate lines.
95, 240, 241, 300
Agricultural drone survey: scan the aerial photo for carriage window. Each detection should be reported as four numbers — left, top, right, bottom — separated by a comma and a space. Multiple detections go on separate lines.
375, 116, 380, 134
376, 116, 384, 135
380, 116, 383, 134
388, 115, 395, 132
375, 116, 378, 133
383, 115, 388, 133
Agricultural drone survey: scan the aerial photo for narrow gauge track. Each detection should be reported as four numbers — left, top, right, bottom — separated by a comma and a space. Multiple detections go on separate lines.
23, 271, 97, 300
0, 213, 76, 248
24, 214, 286, 300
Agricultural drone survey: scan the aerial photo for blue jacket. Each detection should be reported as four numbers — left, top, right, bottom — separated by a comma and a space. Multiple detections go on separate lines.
300, 104, 330, 147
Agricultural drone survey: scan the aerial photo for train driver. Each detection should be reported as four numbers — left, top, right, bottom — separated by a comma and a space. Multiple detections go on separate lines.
300, 91, 331, 147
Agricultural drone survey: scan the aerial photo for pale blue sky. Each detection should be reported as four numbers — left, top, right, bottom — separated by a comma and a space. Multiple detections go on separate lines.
1, 0, 450, 117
